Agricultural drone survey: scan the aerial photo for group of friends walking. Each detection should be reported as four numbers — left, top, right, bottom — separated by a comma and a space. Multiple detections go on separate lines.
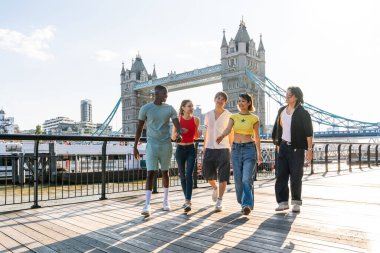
134, 85, 313, 217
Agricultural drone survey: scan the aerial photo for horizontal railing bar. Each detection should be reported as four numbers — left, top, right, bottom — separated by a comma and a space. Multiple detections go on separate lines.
0, 134, 141, 142
1, 134, 378, 146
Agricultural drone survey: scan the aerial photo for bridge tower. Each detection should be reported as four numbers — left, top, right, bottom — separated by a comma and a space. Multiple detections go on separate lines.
221, 20, 266, 131
120, 54, 155, 135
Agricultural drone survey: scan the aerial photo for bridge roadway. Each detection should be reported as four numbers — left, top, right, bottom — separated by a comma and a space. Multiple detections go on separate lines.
0, 165, 379, 252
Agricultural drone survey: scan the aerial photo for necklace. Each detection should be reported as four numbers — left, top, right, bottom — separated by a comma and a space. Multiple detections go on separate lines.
286, 106, 294, 115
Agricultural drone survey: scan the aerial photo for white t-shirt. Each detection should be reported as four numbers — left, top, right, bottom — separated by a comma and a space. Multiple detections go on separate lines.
204, 109, 231, 149
281, 109, 292, 142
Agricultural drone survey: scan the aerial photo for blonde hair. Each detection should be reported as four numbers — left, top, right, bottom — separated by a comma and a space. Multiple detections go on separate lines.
179, 99, 192, 116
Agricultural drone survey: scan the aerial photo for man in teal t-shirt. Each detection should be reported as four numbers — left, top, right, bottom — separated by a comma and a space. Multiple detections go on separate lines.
134, 85, 182, 217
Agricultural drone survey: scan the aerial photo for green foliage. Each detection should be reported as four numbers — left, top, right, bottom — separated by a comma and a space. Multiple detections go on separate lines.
35, 125, 43, 135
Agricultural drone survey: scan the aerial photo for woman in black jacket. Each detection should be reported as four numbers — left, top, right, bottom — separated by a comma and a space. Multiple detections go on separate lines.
272, 86, 313, 212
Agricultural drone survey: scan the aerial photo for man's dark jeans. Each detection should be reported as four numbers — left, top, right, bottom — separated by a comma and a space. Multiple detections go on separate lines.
275, 142, 305, 205
175, 144, 196, 201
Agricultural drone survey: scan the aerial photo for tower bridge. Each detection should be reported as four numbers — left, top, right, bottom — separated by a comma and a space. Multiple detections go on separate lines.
121, 20, 266, 134
113, 20, 379, 137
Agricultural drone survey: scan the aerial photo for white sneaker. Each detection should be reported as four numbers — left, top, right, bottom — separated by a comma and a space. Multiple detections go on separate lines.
212, 187, 218, 202
215, 199, 223, 212
292, 204, 300, 213
141, 205, 151, 216
163, 201, 171, 211
275, 203, 289, 211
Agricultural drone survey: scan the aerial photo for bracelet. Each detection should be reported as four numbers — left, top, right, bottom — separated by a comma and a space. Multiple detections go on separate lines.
307, 148, 313, 151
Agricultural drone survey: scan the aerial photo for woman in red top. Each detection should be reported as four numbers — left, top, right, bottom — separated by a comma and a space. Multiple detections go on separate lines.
172, 99, 201, 212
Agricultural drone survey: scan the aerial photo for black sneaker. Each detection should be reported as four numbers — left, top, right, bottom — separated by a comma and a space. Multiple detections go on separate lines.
242, 206, 251, 215
184, 203, 191, 213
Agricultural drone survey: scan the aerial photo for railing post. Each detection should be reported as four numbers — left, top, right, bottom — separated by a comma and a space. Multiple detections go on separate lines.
358, 144, 362, 169
324, 144, 329, 173
49, 142, 57, 183
367, 145, 371, 168
18, 153, 25, 185
100, 141, 108, 200
348, 144, 352, 172
12, 156, 18, 184
376, 145, 379, 167
31, 140, 41, 209
337, 144, 341, 173
193, 142, 199, 189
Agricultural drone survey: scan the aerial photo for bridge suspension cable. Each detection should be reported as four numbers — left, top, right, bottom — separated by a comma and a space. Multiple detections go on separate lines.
245, 68, 379, 131
92, 98, 122, 136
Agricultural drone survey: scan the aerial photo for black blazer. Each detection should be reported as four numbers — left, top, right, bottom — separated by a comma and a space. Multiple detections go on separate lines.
272, 105, 313, 150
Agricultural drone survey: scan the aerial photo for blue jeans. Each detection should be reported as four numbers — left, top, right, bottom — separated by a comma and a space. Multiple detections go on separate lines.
232, 142, 257, 209
175, 144, 196, 201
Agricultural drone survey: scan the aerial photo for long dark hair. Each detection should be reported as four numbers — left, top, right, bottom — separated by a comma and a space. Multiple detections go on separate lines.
238, 93, 255, 112
179, 99, 192, 116
287, 86, 304, 106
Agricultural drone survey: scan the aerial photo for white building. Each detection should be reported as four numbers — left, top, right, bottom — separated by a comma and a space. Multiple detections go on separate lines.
43, 117, 77, 135
43, 116, 112, 135
0, 109, 15, 134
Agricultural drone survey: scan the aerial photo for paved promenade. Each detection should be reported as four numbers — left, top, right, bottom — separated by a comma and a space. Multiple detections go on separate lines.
0, 166, 379, 252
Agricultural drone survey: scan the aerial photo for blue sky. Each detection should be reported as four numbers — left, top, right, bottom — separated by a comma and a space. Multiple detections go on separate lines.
1, 0, 379, 131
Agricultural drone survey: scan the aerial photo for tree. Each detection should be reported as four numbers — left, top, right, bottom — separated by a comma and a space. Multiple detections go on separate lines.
35, 125, 43, 135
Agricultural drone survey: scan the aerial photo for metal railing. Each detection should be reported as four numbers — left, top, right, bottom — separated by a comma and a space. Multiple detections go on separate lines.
0, 134, 378, 209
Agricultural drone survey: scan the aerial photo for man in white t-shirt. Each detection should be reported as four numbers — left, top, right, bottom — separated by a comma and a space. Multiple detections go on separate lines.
202, 91, 233, 212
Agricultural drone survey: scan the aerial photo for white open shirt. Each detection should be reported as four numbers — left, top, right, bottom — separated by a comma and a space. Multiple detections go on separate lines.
204, 109, 231, 149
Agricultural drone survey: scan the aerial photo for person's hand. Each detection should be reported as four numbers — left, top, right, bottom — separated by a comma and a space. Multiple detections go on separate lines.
216, 135, 224, 144
257, 157, 262, 166
306, 150, 313, 163
134, 146, 140, 160
175, 134, 182, 143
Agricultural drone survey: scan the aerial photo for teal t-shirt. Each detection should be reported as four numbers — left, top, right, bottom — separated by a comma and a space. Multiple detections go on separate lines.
138, 102, 178, 143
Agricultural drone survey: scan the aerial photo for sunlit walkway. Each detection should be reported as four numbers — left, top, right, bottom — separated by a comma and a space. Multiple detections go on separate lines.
1, 166, 379, 252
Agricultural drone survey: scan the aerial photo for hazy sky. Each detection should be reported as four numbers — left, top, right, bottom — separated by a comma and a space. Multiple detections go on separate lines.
1, 0, 379, 131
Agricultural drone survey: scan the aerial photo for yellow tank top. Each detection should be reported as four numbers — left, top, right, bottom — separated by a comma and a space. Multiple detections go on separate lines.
230, 113, 259, 135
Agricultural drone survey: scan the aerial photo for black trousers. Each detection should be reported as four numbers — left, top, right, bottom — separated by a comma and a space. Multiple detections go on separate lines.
275, 142, 305, 205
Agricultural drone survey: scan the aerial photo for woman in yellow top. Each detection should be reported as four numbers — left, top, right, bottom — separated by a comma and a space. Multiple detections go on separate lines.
216, 93, 261, 215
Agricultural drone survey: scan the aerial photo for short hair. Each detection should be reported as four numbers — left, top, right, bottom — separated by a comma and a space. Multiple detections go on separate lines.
154, 85, 167, 95
238, 93, 255, 112
214, 91, 228, 102
287, 86, 304, 105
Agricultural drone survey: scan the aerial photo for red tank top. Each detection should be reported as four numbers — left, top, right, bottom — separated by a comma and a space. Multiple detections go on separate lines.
179, 116, 197, 143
